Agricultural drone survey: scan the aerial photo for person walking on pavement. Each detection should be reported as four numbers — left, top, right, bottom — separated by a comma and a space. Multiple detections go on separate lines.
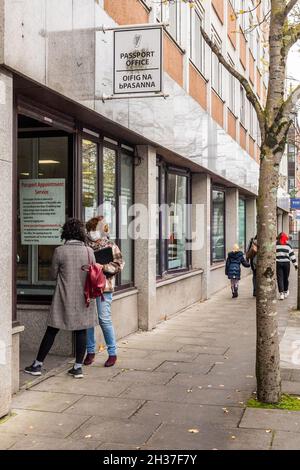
84, 217, 124, 367
225, 244, 250, 298
24, 219, 98, 379
276, 232, 298, 300
246, 235, 258, 297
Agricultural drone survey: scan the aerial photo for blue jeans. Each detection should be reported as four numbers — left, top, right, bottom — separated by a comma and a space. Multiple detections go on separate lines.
86, 292, 117, 356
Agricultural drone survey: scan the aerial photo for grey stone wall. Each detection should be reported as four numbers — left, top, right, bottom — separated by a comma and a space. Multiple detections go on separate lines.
0, 69, 13, 418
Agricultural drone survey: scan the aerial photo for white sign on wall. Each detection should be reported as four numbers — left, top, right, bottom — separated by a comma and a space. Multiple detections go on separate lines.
20, 179, 65, 245
113, 27, 163, 95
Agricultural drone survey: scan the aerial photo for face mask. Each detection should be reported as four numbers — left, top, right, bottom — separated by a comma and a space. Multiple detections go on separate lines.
89, 231, 101, 241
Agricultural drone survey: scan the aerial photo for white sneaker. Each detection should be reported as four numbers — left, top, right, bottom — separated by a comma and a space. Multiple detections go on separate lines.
279, 293, 285, 300
284, 291, 289, 299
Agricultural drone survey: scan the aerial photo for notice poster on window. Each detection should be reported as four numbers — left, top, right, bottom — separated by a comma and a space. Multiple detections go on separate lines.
20, 179, 65, 245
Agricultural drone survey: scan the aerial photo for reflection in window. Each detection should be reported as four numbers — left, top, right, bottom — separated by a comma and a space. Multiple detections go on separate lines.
239, 198, 246, 253
103, 147, 116, 240
82, 139, 97, 221
120, 152, 133, 285
167, 174, 187, 270
211, 190, 225, 262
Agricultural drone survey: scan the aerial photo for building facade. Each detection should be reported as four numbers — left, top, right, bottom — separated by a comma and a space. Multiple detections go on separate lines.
0, 0, 290, 417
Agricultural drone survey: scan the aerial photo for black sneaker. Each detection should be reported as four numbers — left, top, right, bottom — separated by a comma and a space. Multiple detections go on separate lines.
24, 363, 42, 376
68, 367, 83, 379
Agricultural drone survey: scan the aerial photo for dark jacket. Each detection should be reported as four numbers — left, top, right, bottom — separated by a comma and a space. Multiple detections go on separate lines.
225, 251, 250, 280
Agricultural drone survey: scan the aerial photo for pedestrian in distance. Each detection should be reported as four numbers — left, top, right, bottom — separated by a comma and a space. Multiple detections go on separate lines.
84, 216, 124, 368
276, 232, 298, 300
24, 218, 98, 379
225, 244, 250, 298
246, 235, 258, 297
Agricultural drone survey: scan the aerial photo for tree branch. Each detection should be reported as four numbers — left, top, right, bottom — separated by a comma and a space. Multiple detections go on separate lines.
200, 27, 265, 139
286, 22, 300, 48
284, 0, 299, 18
282, 83, 300, 116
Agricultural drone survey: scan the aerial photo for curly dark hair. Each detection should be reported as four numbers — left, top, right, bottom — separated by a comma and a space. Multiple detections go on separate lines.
61, 218, 86, 242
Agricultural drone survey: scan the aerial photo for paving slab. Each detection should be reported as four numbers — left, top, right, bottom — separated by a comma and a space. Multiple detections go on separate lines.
32, 376, 128, 397
0, 433, 20, 450
70, 417, 159, 446
109, 370, 175, 385
63, 396, 144, 419
131, 401, 244, 428
155, 360, 215, 375
12, 390, 83, 413
121, 383, 249, 406
97, 443, 142, 450
168, 373, 255, 391
143, 424, 272, 450
9, 436, 100, 450
0, 409, 90, 438
281, 380, 300, 395
272, 430, 300, 450
178, 345, 229, 356
239, 408, 300, 433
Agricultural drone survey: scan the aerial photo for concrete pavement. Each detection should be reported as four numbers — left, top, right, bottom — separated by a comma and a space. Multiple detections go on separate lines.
2, 271, 300, 450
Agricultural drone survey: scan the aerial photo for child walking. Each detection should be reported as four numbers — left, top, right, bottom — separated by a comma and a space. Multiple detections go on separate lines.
225, 244, 250, 298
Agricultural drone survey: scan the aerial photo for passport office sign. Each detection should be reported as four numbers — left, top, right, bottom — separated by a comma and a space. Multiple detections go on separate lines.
113, 27, 163, 95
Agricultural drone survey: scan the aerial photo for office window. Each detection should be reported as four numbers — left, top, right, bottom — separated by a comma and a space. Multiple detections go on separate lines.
228, 55, 236, 113
240, 85, 246, 127
211, 29, 223, 97
249, 103, 255, 137
240, 0, 247, 31
167, 173, 188, 270
156, 162, 191, 276
158, 1, 181, 43
239, 198, 246, 252
81, 138, 134, 289
120, 151, 134, 286
288, 144, 296, 162
256, 31, 261, 63
211, 190, 225, 262
289, 177, 295, 190
82, 139, 98, 222
190, 5, 205, 74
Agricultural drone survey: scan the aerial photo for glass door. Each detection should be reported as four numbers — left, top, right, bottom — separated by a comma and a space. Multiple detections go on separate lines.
17, 127, 73, 297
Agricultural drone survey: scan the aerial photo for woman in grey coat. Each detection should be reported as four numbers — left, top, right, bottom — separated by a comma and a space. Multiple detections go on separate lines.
25, 219, 98, 379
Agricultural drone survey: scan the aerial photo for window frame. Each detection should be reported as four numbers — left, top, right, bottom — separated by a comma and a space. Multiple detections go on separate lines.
240, 85, 246, 127
157, 0, 181, 45
238, 197, 247, 253
190, 3, 205, 76
228, 54, 236, 114
211, 187, 226, 264
156, 159, 192, 278
79, 131, 135, 291
211, 28, 223, 98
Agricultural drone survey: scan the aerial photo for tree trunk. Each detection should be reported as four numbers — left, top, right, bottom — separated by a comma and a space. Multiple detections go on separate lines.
256, 144, 282, 403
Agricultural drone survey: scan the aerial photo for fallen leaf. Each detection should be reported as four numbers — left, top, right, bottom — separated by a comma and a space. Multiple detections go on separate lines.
187, 389, 193, 393
231, 435, 236, 440
98, 344, 105, 352
222, 408, 229, 414
85, 435, 92, 439
266, 429, 272, 433
188, 429, 199, 434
